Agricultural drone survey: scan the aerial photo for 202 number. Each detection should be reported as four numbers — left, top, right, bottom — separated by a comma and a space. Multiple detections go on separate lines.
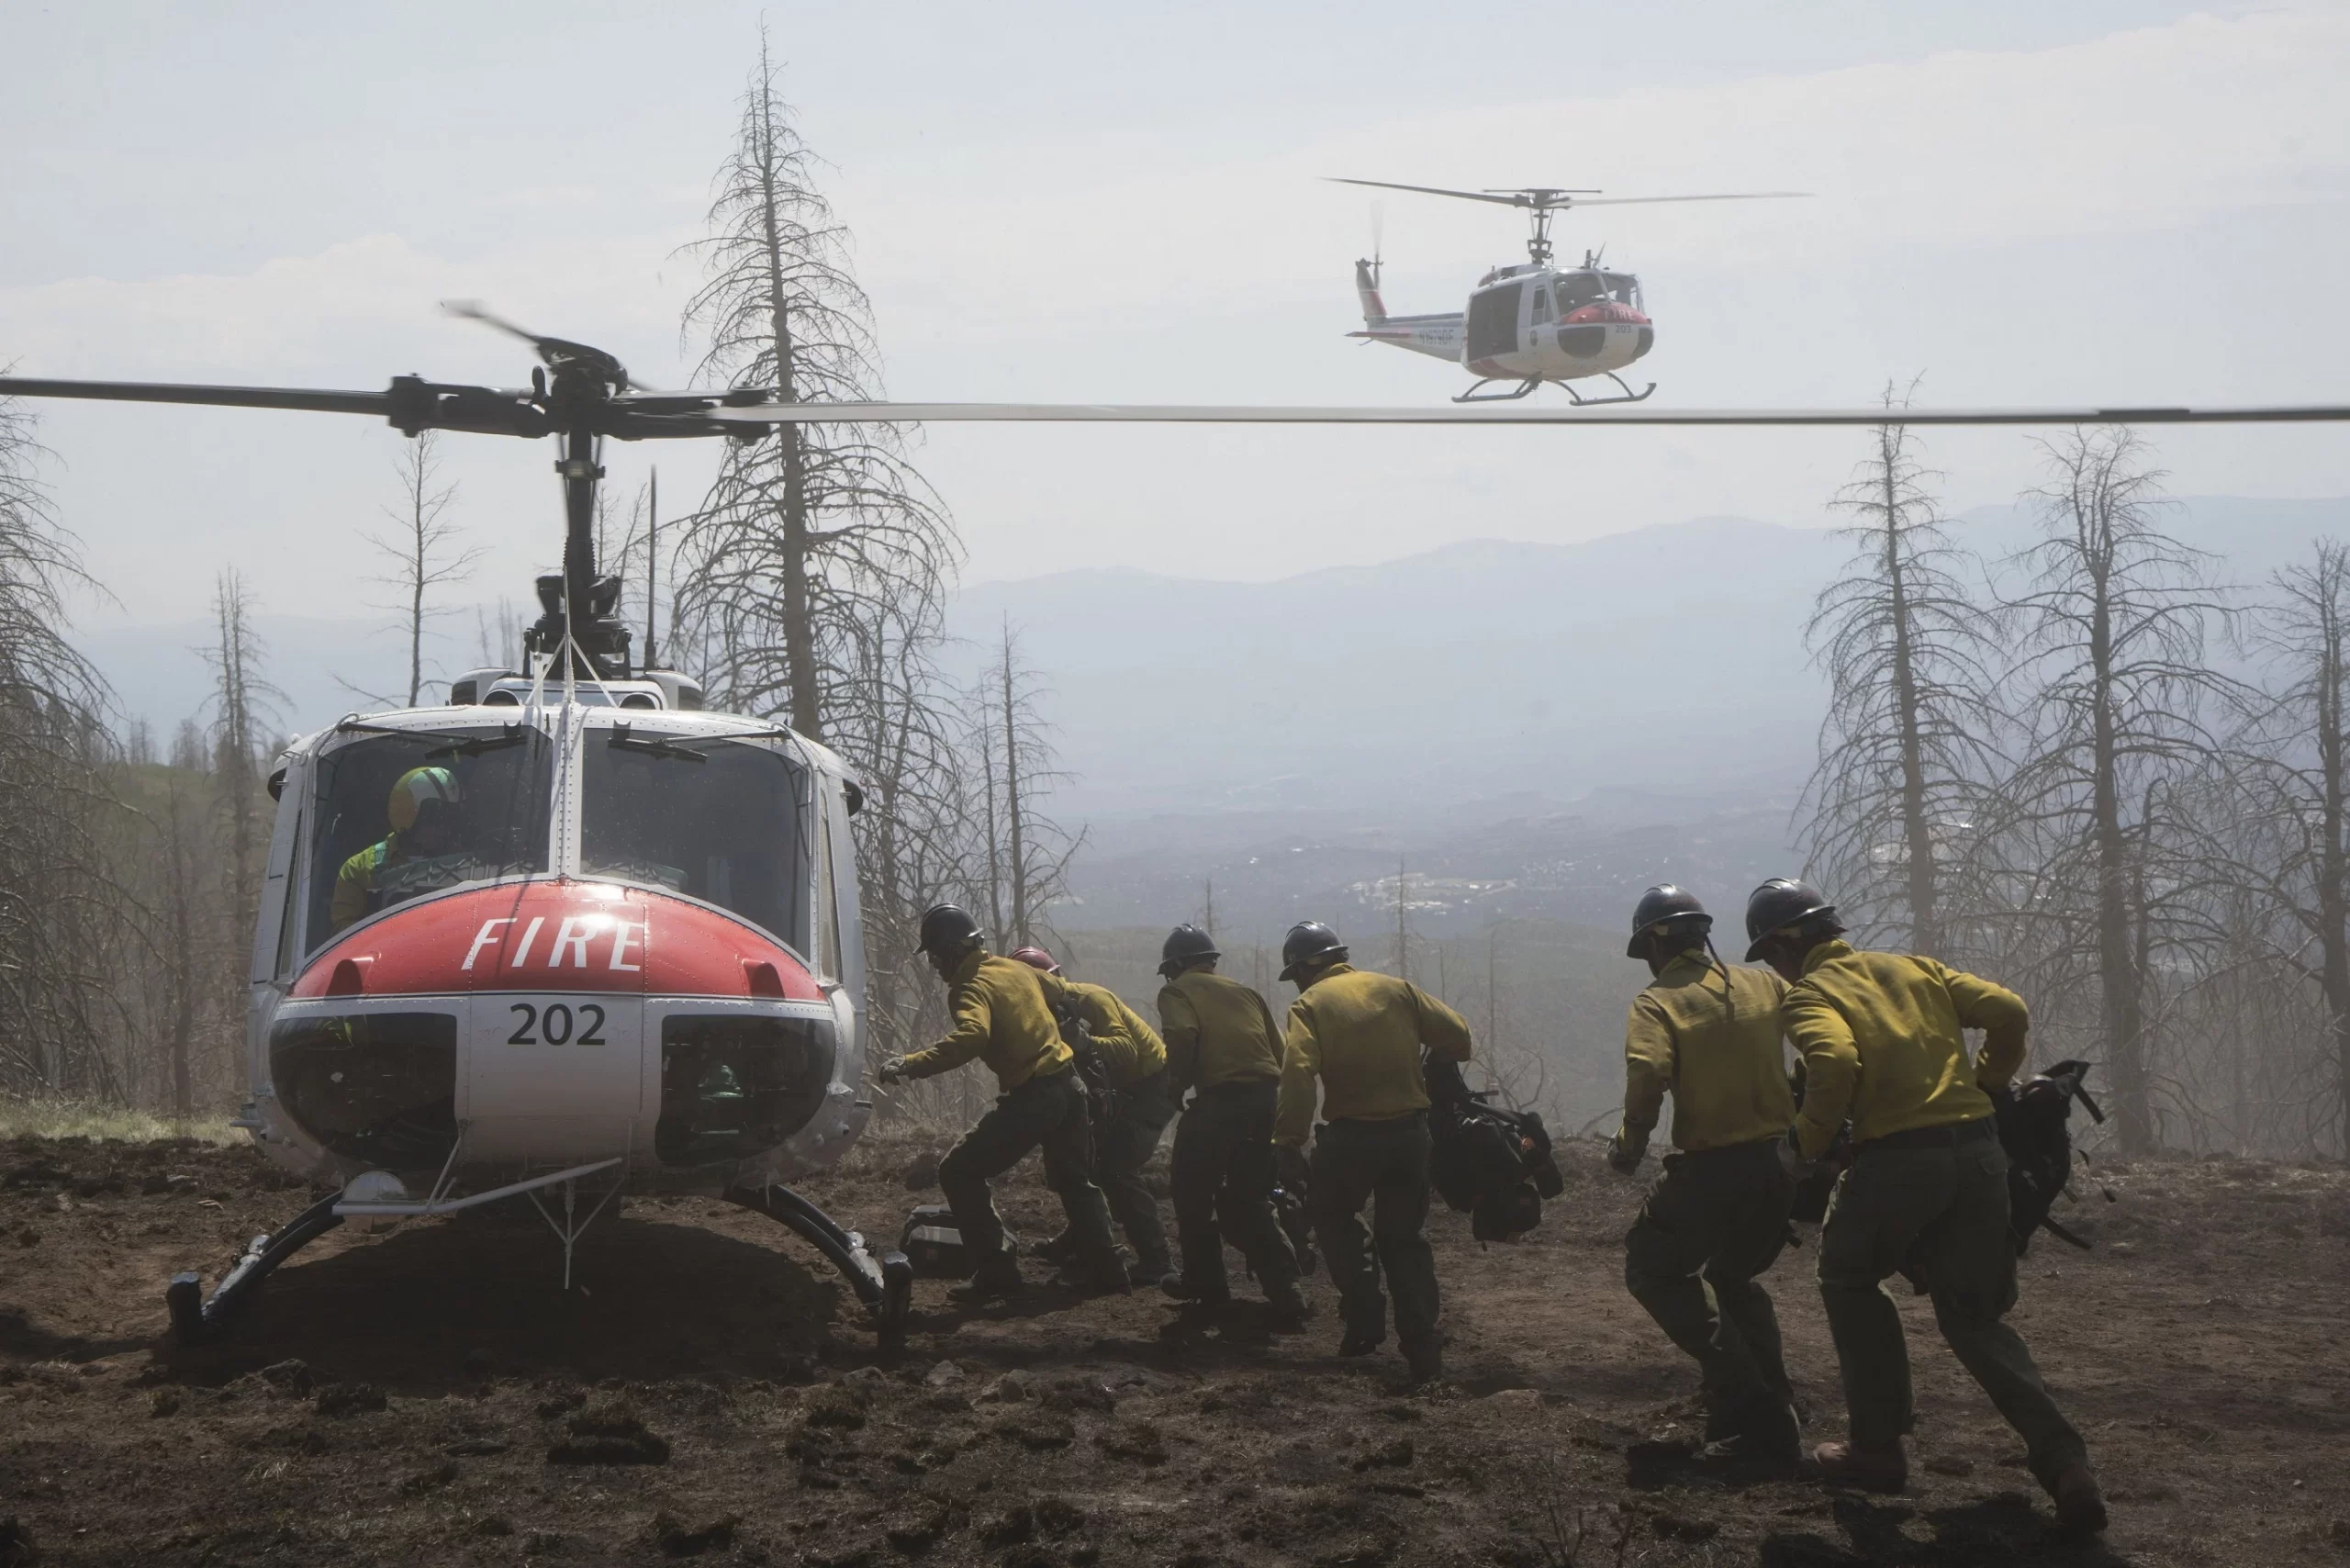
507, 1002, 607, 1045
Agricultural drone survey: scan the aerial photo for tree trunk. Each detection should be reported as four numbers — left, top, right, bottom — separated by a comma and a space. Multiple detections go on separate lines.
1002, 636, 1026, 946
2089, 553, 2154, 1150
1882, 425, 1941, 954
2317, 576, 2350, 1156
755, 88, 822, 742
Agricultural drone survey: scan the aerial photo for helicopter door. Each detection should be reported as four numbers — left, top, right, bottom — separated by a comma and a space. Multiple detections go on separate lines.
1464, 280, 1527, 364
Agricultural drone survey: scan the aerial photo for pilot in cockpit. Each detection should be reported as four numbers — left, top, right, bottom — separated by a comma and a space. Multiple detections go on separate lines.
331, 766, 463, 931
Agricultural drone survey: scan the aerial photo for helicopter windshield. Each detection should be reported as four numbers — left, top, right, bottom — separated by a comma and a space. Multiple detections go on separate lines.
1602, 273, 1641, 308
581, 734, 811, 953
1556, 272, 1603, 311
306, 727, 553, 951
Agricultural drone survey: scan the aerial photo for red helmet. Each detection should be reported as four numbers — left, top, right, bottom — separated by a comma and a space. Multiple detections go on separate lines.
1008, 946, 1061, 975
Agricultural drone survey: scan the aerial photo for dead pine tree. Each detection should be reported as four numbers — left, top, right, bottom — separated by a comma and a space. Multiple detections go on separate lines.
206, 571, 282, 952
364, 431, 483, 704
969, 622, 1081, 951
670, 31, 971, 1080
2231, 539, 2350, 1151
672, 28, 958, 740
1996, 429, 2241, 1152
0, 390, 129, 1103
1799, 382, 2003, 956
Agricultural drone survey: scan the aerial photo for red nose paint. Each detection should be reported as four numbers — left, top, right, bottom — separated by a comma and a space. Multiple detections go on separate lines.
290, 880, 822, 1002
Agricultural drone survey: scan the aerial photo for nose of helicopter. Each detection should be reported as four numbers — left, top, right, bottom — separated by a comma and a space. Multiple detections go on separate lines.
274, 879, 837, 1172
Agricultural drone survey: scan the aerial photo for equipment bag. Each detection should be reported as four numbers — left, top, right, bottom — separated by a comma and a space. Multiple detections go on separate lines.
1050, 1002, 1121, 1140
1423, 1055, 1564, 1243
1994, 1058, 2104, 1254
899, 1204, 970, 1279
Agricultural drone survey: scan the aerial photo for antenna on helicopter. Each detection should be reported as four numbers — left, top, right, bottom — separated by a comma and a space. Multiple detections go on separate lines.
1327, 179, 1810, 266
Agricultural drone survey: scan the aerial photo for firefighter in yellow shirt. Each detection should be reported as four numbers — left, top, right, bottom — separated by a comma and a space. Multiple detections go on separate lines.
1155, 924, 1307, 1323
1608, 886, 1802, 1466
1009, 946, 1177, 1287
876, 906, 1124, 1302
1746, 878, 2106, 1535
1274, 920, 1472, 1383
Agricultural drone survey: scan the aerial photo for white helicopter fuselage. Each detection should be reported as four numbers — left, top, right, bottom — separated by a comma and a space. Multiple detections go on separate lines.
235, 678, 872, 1205
1349, 259, 1653, 385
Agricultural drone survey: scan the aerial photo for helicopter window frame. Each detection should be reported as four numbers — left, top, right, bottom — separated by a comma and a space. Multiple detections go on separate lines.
1529, 286, 1552, 326
300, 725, 557, 957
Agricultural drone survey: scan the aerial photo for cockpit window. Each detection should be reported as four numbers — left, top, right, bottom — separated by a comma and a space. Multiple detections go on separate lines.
1602, 273, 1640, 308
306, 727, 552, 951
581, 734, 811, 953
1557, 272, 1603, 311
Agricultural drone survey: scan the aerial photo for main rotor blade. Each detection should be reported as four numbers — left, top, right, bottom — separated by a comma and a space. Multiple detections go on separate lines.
1326, 178, 1538, 207
1569, 192, 1812, 207
688, 400, 2350, 428
0, 376, 389, 417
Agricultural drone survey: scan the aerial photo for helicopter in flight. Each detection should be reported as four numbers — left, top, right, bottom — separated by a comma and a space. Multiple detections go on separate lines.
1331, 178, 1809, 404
3, 308, 2343, 1353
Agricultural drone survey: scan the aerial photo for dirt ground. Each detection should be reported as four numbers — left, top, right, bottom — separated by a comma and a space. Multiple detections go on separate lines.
3, 1130, 2347, 1568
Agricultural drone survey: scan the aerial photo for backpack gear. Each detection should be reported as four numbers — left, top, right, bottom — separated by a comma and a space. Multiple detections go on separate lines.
1046, 992, 1120, 1136
1270, 1181, 1318, 1277
1742, 878, 1838, 961
1279, 920, 1348, 981
1627, 883, 1711, 958
1993, 1058, 2105, 1253
1158, 923, 1221, 978
1423, 1055, 1564, 1243
918, 903, 983, 957
1009, 945, 1061, 974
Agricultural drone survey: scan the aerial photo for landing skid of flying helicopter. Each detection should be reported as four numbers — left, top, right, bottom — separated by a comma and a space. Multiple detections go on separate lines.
4, 259, 2349, 1352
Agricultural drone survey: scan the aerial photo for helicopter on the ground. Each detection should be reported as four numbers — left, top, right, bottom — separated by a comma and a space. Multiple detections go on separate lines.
1331, 178, 1808, 404
3, 306, 2344, 1353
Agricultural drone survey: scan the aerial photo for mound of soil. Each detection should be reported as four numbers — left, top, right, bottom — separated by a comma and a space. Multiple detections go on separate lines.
2, 1130, 2345, 1565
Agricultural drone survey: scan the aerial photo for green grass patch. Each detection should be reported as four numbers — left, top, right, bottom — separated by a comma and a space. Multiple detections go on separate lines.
0, 1095, 243, 1145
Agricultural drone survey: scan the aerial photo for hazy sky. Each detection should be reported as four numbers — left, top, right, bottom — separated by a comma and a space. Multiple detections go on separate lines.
6, 1, 2349, 639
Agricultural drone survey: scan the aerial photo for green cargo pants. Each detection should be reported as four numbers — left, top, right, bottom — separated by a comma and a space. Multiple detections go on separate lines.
1624, 1135, 1796, 1421
1169, 1079, 1300, 1303
1817, 1122, 2088, 1485
1311, 1113, 1438, 1356
1046, 1068, 1179, 1277
937, 1067, 1121, 1280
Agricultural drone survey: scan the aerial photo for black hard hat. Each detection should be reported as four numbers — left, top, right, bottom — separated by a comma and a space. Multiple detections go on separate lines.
1743, 878, 1838, 961
1626, 884, 1711, 959
1279, 920, 1348, 982
1158, 923, 1220, 978
917, 903, 984, 958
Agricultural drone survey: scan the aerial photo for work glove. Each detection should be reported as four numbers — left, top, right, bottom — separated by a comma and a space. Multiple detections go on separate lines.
874, 1057, 909, 1086
1606, 1129, 1647, 1176
1274, 1144, 1311, 1195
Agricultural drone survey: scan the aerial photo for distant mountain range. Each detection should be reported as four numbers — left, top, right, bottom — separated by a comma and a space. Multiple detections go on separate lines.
75, 497, 2350, 833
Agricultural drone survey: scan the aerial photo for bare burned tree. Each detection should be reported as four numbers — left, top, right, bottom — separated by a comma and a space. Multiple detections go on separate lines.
2217, 540, 2350, 1151
671, 35, 974, 1100
1993, 429, 2241, 1152
206, 571, 280, 956
0, 392, 129, 1102
672, 31, 959, 741
1800, 386, 2003, 956
364, 431, 482, 704
965, 623, 1082, 950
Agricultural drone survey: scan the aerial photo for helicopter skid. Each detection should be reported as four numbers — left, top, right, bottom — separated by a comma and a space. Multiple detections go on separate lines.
1561, 372, 1656, 407
1452, 376, 1541, 403
167, 1191, 347, 1347
725, 1181, 915, 1351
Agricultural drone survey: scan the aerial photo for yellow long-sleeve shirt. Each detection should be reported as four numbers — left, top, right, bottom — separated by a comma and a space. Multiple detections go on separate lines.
1275, 964, 1472, 1148
1157, 968, 1285, 1097
1041, 976, 1168, 1088
1784, 939, 2029, 1159
900, 950, 1072, 1090
1619, 951, 1796, 1153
